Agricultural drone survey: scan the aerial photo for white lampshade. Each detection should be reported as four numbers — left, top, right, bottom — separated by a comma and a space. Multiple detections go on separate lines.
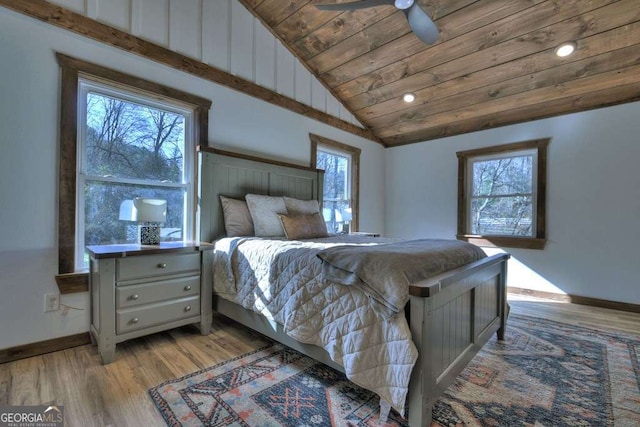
119, 198, 167, 223
133, 198, 167, 223
119, 200, 136, 221
341, 208, 353, 222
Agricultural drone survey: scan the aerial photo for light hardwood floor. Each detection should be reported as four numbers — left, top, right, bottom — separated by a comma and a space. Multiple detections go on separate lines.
1, 296, 639, 427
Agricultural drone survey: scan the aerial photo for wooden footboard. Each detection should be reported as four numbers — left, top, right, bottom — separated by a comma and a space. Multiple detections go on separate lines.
407, 253, 509, 426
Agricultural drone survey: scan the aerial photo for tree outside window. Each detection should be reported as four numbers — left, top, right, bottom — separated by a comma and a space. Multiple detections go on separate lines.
77, 82, 194, 267
457, 139, 548, 250
309, 134, 360, 234
470, 153, 534, 236
316, 150, 351, 233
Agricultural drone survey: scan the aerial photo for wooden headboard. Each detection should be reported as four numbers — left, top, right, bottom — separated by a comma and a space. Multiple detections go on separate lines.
197, 147, 324, 242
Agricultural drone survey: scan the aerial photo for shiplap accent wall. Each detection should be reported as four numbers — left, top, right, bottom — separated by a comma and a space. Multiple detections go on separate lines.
47, 0, 363, 127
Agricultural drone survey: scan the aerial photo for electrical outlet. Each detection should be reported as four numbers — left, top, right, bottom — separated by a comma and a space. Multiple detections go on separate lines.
44, 293, 60, 312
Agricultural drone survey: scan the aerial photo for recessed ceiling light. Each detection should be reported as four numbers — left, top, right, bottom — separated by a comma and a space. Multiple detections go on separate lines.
402, 92, 416, 103
555, 42, 577, 57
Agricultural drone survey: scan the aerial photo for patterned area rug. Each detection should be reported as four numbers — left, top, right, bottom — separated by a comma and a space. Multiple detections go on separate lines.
149, 314, 640, 426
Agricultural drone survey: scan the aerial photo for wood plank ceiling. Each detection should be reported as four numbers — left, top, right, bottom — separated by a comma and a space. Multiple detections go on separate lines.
240, 0, 640, 147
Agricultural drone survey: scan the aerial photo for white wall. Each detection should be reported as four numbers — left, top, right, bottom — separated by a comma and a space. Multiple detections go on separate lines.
385, 101, 640, 304
0, 7, 385, 349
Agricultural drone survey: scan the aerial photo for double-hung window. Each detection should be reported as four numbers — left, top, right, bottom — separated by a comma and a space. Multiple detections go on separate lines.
457, 139, 548, 249
56, 54, 211, 278
310, 134, 360, 234
76, 79, 195, 268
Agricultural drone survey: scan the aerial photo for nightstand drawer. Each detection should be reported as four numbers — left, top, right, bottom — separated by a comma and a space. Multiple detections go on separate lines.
117, 253, 200, 281
116, 295, 200, 334
116, 276, 200, 309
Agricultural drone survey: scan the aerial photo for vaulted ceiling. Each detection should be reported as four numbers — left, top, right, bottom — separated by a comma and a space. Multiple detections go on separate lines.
240, 0, 640, 147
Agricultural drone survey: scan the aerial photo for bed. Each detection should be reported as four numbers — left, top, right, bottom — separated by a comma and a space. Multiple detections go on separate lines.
197, 146, 510, 426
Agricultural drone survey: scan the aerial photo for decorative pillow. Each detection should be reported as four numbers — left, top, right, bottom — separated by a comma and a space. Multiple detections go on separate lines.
278, 213, 329, 240
245, 194, 288, 237
283, 196, 320, 215
219, 196, 254, 237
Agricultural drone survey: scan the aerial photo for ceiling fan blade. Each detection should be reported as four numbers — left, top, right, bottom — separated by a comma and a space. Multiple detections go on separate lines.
316, 0, 395, 11
403, 3, 439, 44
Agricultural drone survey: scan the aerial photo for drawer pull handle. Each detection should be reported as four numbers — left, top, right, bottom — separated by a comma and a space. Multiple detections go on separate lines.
130, 294, 139, 301
158, 263, 167, 268
184, 285, 192, 291
184, 306, 192, 312
131, 317, 139, 324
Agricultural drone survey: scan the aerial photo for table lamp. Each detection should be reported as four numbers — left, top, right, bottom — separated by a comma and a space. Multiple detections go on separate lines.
119, 198, 167, 245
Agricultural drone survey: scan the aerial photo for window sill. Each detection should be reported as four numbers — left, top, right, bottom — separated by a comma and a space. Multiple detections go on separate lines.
457, 234, 546, 250
55, 272, 89, 294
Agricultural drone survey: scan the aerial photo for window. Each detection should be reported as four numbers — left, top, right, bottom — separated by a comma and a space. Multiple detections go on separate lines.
457, 139, 549, 249
310, 134, 360, 234
76, 79, 194, 268
57, 53, 211, 276
317, 148, 351, 233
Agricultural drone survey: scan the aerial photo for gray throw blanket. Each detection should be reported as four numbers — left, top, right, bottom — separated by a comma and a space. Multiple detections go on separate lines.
316, 239, 486, 318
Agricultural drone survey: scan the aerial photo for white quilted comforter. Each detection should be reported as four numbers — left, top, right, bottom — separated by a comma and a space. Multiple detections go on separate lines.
212, 235, 485, 414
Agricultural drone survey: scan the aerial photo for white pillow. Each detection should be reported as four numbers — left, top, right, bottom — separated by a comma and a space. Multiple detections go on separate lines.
245, 194, 288, 237
283, 196, 320, 215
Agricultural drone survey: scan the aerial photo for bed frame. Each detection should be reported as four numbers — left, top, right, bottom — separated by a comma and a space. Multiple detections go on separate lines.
198, 146, 510, 426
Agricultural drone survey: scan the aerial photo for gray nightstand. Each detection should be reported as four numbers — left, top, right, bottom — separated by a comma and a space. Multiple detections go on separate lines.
86, 242, 213, 364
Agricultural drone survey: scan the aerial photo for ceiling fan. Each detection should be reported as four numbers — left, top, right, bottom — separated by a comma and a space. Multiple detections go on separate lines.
316, 0, 439, 45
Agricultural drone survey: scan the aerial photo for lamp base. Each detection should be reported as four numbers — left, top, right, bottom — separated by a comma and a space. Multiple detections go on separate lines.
139, 224, 161, 245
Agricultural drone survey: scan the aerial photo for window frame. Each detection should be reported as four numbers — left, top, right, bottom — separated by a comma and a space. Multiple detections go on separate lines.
309, 133, 361, 232
75, 77, 196, 268
56, 53, 211, 277
456, 138, 549, 250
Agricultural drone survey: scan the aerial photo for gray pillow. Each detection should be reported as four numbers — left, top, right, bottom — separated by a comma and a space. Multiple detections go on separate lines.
220, 196, 254, 237
245, 194, 288, 237
283, 196, 320, 215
